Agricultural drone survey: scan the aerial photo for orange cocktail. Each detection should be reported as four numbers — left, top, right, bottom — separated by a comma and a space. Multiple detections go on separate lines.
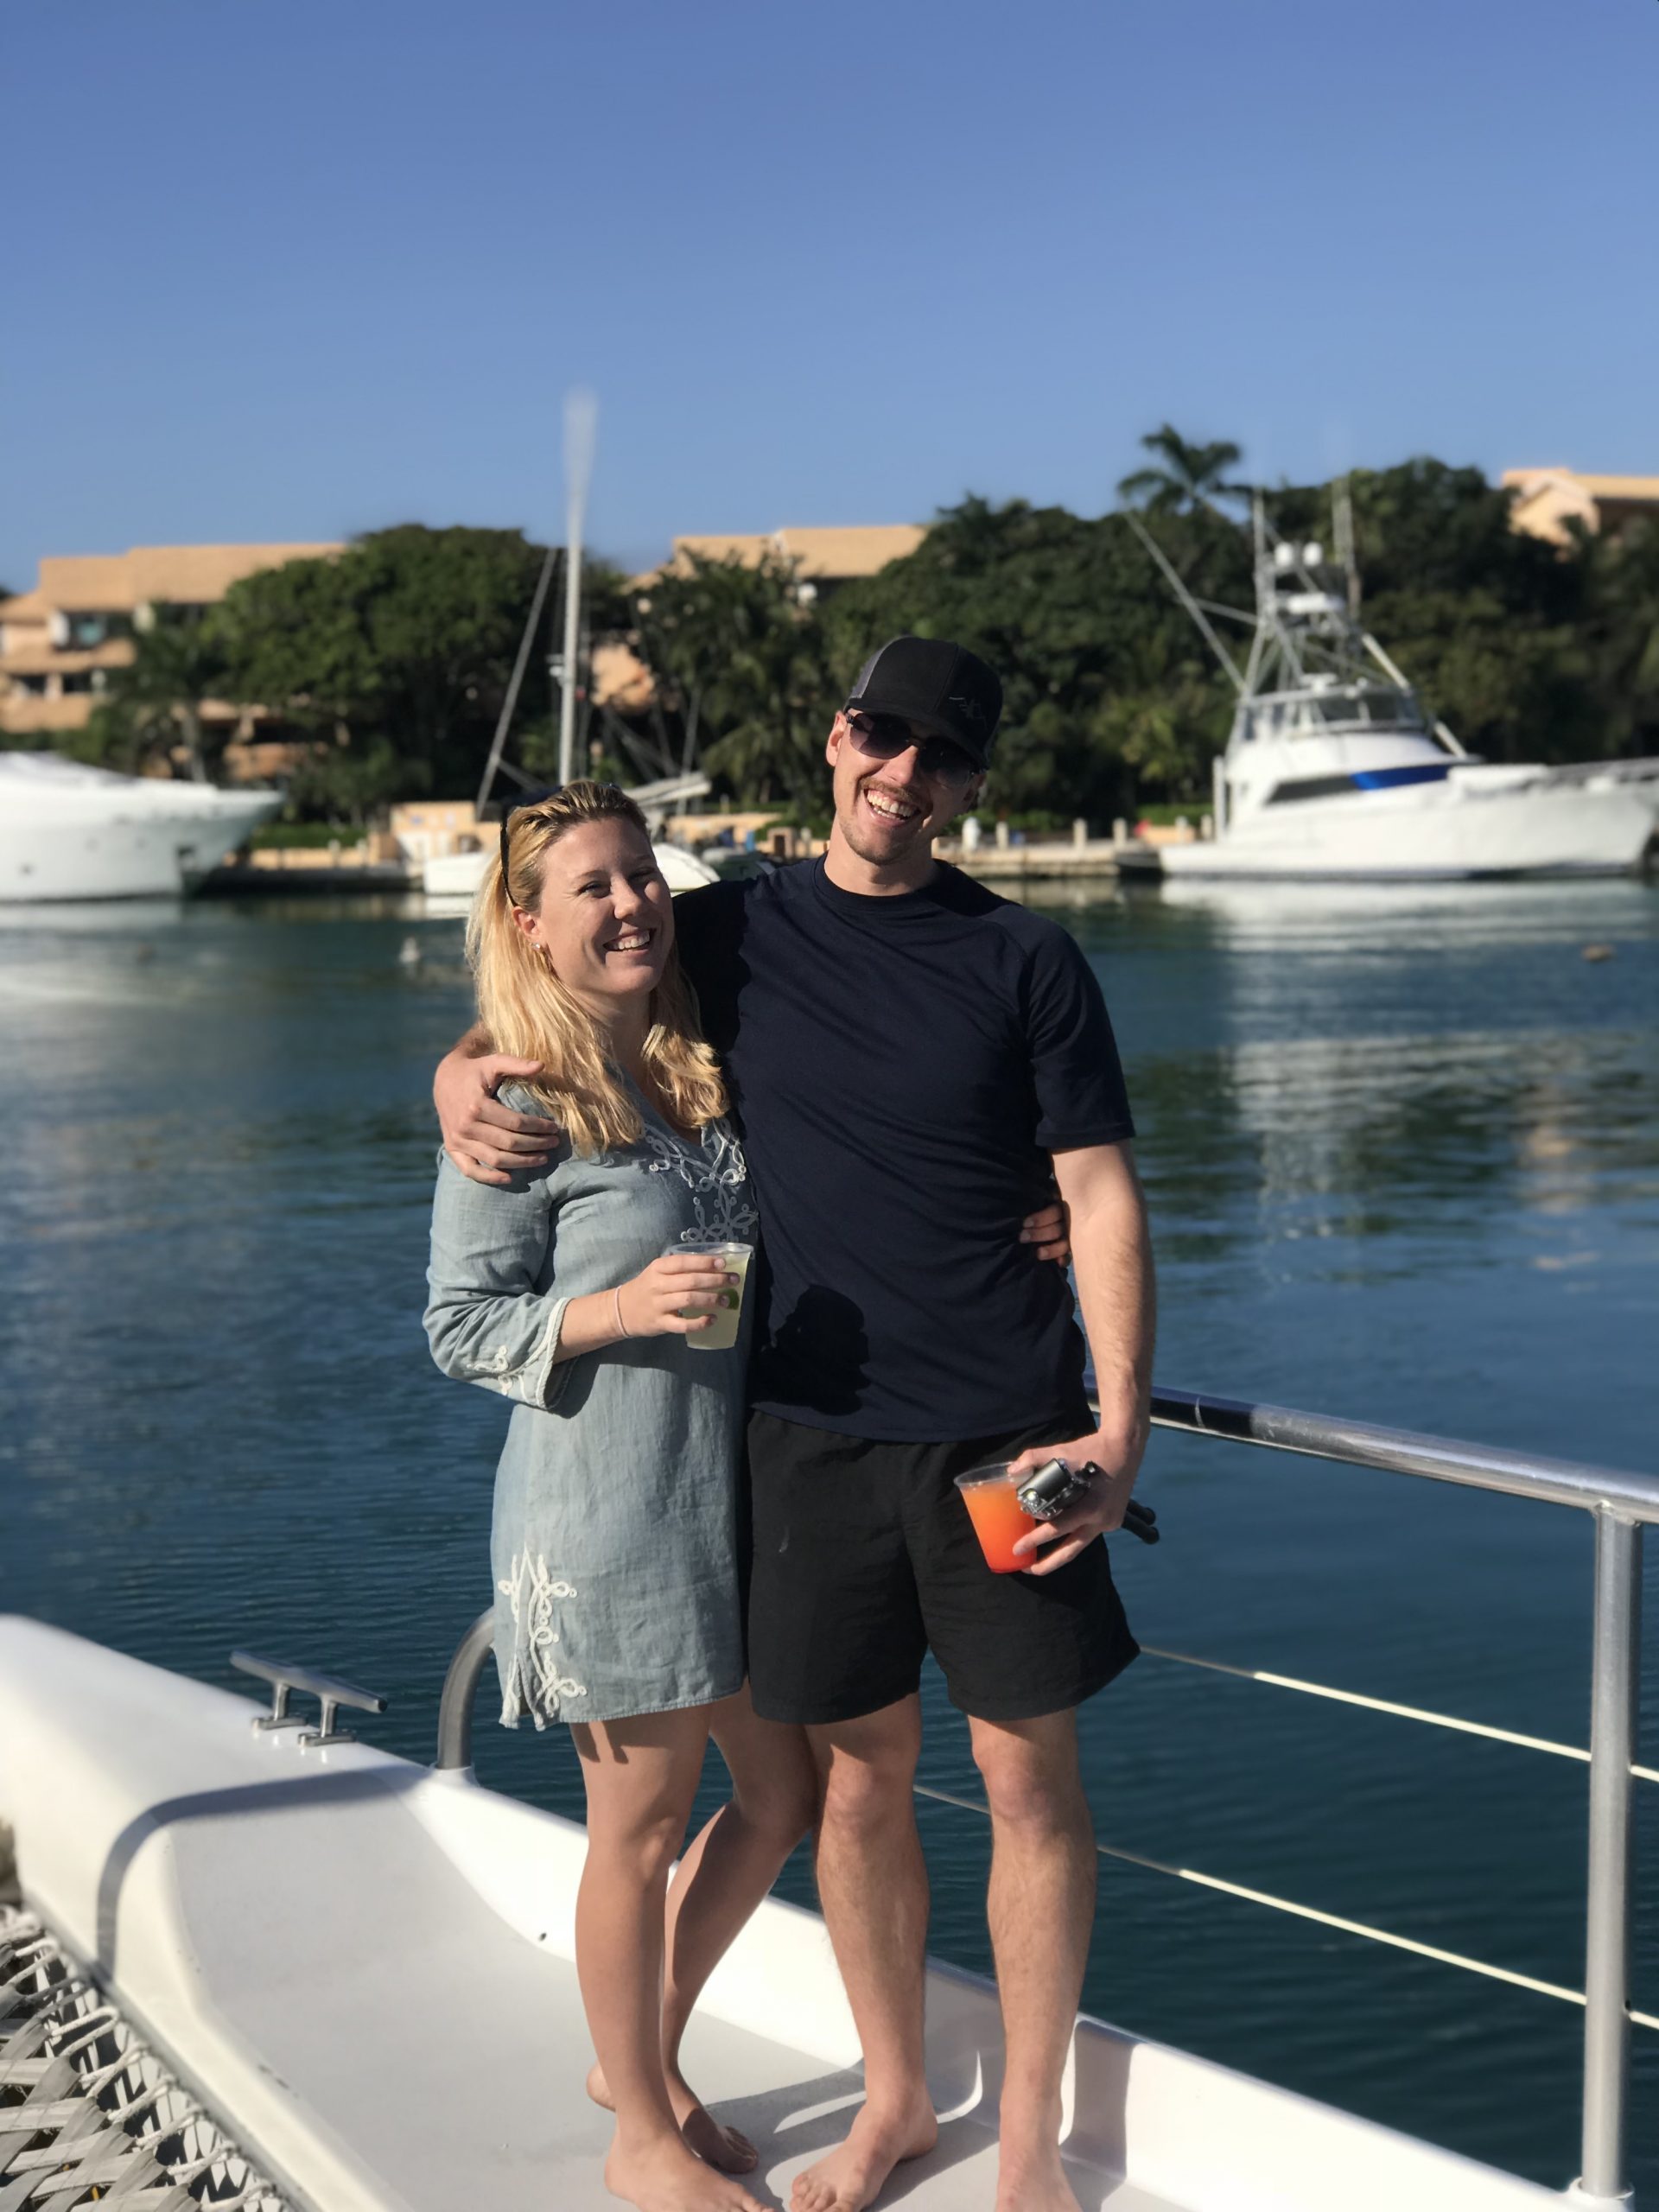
955, 1464, 1039, 1574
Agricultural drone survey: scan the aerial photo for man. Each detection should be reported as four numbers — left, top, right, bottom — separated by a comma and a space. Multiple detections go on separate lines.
437, 636, 1154, 2212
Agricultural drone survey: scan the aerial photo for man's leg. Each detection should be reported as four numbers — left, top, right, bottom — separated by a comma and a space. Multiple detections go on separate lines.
968, 1708, 1096, 2212
790, 1694, 938, 2212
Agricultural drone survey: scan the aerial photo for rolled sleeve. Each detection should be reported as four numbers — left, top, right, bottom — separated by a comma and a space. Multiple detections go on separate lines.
424, 1153, 575, 1413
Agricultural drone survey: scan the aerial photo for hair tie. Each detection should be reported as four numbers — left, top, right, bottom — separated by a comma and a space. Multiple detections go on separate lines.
613, 1283, 632, 1340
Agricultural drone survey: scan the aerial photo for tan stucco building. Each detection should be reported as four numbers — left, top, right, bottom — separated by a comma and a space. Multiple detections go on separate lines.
0, 541, 339, 741
657, 523, 925, 598
1503, 469, 1659, 548
601, 524, 928, 713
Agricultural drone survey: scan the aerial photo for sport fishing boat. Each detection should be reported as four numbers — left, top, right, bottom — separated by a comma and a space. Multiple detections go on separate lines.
0, 753, 281, 902
1123, 507, 1655, 882
2, 1384, 1648, 2212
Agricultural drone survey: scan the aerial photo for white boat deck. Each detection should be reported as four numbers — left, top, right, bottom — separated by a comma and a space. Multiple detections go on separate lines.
0, 1618, 1566, 2211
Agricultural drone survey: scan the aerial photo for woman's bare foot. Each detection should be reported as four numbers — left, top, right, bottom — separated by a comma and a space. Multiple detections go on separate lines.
604, 2129, 767, 2212
588, 2063, 759, 2175
789, 2096, 938, 2212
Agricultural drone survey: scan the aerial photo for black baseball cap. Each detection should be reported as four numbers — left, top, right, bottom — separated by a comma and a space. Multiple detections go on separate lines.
844, 635, 1002, 769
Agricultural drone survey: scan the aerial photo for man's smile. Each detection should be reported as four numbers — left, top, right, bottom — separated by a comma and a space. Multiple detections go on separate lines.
861, 781, 924, 826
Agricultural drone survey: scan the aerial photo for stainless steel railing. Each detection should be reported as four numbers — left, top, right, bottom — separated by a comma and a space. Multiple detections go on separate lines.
1142, 1386, 1649, 2210
431, 1383, 1652, 2208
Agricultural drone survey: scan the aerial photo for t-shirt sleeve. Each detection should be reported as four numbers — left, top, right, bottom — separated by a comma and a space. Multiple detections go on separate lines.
1020, 927, 1135, 1151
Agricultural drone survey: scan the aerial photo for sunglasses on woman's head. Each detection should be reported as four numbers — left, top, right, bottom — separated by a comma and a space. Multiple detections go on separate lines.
843, 711, 978, 785
498, 785, 629, 880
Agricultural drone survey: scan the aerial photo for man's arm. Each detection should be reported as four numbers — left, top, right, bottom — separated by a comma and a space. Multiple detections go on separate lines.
1008, 1139, 1154, 1575
434, 1026, 557, 1185
436, 1020, 1073, 1249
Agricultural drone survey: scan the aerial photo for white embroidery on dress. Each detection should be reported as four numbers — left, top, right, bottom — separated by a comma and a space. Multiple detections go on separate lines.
640, 1118, 759, 1244
497, 1550, 587, 1726
464, 1300, 569, 1407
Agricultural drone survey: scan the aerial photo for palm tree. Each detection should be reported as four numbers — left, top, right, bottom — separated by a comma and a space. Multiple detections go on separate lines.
79, 613, 226, 779
1118, 426, 1246, 517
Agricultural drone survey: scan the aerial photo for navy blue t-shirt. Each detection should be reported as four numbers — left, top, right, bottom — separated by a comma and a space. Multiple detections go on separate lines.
673, 859, 1135, 1442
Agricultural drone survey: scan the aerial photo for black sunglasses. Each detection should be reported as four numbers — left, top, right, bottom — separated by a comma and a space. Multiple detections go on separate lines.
843, 711, 979, 784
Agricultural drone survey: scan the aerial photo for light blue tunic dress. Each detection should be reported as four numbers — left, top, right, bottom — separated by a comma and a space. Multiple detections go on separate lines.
424, 1084, 757, 1729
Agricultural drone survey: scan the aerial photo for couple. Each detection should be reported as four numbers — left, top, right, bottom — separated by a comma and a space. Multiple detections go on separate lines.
425, 634, 1154, 2212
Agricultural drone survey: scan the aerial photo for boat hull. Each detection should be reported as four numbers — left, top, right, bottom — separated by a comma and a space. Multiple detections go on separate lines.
1163, 777, 1652, 880
0, 761, 281, 902
0, 1616, 1567, 2212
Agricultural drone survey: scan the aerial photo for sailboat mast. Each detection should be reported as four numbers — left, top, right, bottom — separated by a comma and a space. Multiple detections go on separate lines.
557, 391, 597, 787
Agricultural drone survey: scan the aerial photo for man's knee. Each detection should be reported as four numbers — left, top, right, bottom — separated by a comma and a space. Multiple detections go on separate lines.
812, 1707, 921, 1836
969, 1713, 1088, 1835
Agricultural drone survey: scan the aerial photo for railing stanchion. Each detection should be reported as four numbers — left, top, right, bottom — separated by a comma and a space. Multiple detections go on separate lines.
435, 1610, 496, 1773
1574, 1509, 1642, 2209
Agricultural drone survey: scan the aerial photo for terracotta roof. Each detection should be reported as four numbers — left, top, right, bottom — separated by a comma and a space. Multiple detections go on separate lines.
34, 543, 341, 613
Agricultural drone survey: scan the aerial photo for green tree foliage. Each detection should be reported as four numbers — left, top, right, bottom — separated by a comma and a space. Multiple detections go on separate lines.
37, 442, 1658, 819
632, 551, 840, 810
75, 611, 229, 779
208, 524, 607, 807
823, 495, 1245, 816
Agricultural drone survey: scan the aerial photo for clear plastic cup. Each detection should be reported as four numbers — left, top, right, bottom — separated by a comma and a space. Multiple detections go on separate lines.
664, 1238, 753, 1352
954, 1461, 1039, 1573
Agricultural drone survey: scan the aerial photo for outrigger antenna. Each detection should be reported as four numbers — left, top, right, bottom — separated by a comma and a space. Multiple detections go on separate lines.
1123, 512, 1248, 696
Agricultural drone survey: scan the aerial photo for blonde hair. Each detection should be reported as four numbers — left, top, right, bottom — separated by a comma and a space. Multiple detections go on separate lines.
467, 781, 728, 1156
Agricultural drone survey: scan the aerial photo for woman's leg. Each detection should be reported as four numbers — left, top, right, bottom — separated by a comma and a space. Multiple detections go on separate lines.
588, 1688, 817, 2174
573, 1704, 767, 2212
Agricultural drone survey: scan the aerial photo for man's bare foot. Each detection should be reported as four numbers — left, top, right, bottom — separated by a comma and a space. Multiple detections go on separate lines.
588, 2063, 759, 2175
993, 2134, 1084, 2212
604, 2129, 768, 2212
789, 2096, 938, 2212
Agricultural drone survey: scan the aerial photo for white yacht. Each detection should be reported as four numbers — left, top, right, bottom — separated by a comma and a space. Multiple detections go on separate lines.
1126, 511, 1655, 881
0, 752, 281, 902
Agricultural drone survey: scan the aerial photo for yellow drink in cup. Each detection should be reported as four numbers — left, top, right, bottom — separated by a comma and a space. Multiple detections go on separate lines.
666, 1239, 753, 1352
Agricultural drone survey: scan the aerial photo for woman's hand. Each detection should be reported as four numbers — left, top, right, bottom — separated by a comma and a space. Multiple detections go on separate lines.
616, 1253, 740, 1339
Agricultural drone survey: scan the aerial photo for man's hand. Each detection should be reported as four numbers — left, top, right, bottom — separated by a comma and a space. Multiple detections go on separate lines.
435, 1044, 555, 1185
1020, 1198, 1071, 1264
1005, 1430, 1145, 1576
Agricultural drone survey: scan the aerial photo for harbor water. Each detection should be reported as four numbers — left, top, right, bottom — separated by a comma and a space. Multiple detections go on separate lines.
2, 878, 1656, 2196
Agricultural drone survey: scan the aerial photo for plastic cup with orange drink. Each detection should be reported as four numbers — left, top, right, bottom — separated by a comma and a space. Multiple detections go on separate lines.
954, 1462, 1042, 1573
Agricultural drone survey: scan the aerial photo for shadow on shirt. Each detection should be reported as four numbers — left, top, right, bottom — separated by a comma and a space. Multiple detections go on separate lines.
755, 1286, 870, 1417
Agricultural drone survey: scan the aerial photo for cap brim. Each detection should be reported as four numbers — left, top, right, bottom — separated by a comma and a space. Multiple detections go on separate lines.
843, 692, 989, 770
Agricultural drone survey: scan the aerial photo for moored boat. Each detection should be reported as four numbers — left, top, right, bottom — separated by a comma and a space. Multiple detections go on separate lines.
1126, 510, 1655, 882
0, 753, 281, 902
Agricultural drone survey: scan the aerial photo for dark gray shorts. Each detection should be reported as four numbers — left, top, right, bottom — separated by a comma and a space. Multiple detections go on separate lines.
744, 1408, 1139, 1727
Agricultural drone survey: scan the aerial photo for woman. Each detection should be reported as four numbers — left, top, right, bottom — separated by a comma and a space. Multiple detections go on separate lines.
425, 781, 811, 2212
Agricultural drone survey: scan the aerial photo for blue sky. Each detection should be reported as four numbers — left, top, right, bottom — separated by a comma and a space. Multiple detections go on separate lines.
6, 0, 1656, 587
